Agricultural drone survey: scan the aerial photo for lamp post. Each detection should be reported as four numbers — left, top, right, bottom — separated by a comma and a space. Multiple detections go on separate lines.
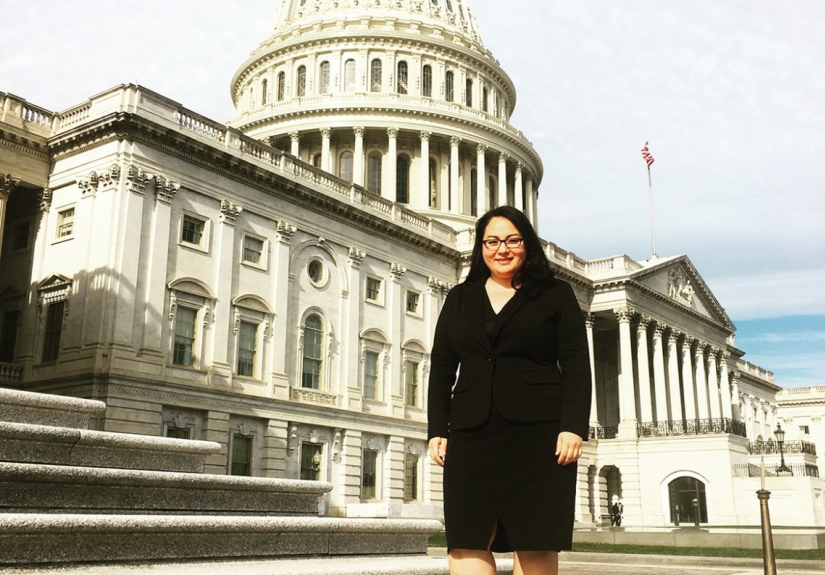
774, 423, 792, 476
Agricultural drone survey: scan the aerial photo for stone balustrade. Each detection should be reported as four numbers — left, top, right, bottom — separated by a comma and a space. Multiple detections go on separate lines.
0, 362, 22, 384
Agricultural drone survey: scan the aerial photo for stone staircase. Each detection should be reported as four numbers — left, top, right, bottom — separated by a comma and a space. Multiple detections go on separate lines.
0, 387, 469, 574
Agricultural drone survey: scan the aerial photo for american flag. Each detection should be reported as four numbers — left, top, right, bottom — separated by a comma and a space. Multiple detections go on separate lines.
641, 142, 655, 168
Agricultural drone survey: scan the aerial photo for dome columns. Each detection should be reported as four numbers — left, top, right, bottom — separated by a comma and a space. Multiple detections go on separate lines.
449, 137, 461, 215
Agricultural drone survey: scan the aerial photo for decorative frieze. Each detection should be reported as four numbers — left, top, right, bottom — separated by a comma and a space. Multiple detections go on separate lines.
126, 165, 153, 195
153, 175, 180, 203
347, 247, 366, 267
276, 220, 296, 244
291, 386, 338, 406
390, 263, 406, 281
77, 172, 98, 196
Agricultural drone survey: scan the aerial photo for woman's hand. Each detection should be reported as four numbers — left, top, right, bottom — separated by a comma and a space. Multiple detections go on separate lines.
555, 431, 582, 465
428, 437, 448, 467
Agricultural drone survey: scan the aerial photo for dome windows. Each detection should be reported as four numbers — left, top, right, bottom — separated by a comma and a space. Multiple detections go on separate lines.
277, 72, 286, 101
368, 152, 382, 194
319, 61, 331, 94
370, 59, 382, 92
344, 59, 356, 92
422, 65, 432, 98
482, 86, 488, 112
396, 155, 410, 204
445, 71, 454, 102
297, 65, 307, 97
340, 151, 353, 182
397, 61, 408, 95
261, 79, 269, 106
465, 77, 473, 107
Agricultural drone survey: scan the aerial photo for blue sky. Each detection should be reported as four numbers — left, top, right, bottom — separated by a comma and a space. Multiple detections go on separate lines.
1, 0, 822, 386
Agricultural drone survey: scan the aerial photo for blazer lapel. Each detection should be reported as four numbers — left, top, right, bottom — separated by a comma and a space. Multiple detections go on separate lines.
492, 288, 533, 344
465, 280, 493, 353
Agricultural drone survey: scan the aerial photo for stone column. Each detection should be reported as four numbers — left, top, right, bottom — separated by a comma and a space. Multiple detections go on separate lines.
386, 128, 398, 202
525, 176, 535, 226
353, 127, 365, 186
719, 353, 733, 420
666, 330, 683, 423
615, 308, 638, 438
385, 435, 405, 502
497, 153, 508, 208
707, 347, 722, 420
514, 163, 524, 211
694, 342, 709, 421
271, 221, 296, 398
0, 175, 19, 257
289, 131, 300, 157
388, 263, 406, 416
419, 131, 431, 209
262, 419, 289, 478
730, 372, 740, 421
203, 411, 230, 475
345, 247, 366, 410
476, 144, 488, 213
681, 335, 697, 421
333, 429, 362, 516
320, 127, 332, 173
651, 322, 669, 423
211, 200, 243, 385
585, 313, 599, 427
636, 316, 653, 424
450, 136, 461, 214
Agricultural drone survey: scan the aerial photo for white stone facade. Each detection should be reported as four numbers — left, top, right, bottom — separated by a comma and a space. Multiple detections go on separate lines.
1, 0, 822, 527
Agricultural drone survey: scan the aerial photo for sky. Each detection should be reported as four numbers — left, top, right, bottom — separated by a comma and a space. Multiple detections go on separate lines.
1, 0, 823, 386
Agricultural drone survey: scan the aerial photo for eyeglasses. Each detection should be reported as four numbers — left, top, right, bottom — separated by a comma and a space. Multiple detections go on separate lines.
482, 236, 524, 250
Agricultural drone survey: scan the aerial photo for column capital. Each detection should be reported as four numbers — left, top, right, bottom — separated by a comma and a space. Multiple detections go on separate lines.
476, 143, 488, 154
387, 127, 399, 139
721, 351, 731, 362
1, 174, 20, 199
78, 171, 99, 196
289, 131, 300, 142
653, 321, 666, 336
682, 334, 695, 346
710, 346, 722, 357
219, 199, 243, 224
498, 152, 508, 164
124, 165, 152, 195
614, 307, 635, 323
670, 328, 682, 340
389, 263, 406, 281
319, 127, 332, 139
276, 220, 297, 244
39, 188, 52, 212
419, 130, 431, 142
694, 340, 708, 355
347, 246, 366, 267
638, 314, 653, 329
584, 312, 596, 328
154, 175, 180, 204
515, 162, 523, 174
353, 126, 365, 137
450, 135, 462, 148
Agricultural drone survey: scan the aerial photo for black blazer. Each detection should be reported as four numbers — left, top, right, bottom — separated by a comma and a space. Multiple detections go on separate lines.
427, 277, 592, 441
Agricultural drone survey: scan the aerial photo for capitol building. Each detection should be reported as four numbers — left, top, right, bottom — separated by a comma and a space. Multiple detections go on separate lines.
1, 0, 823, 529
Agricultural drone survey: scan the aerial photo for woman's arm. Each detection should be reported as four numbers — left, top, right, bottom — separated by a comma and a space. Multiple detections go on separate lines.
427, 288, 461, 442
555, 281, 593, 442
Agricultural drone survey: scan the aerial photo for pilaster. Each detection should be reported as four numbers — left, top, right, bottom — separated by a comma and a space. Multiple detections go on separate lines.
332, 429, 362, 516
262, 418, 289, 478
271, 220, 296, 398
344, 247, 366, 410
203, 410, 230, 475
385, 435, 405, 502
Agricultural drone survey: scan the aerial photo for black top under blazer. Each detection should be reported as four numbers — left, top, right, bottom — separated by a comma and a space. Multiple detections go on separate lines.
427, 277, 592, 441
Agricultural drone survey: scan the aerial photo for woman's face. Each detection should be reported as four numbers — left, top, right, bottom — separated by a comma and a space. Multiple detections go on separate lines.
481, 216, 526, 281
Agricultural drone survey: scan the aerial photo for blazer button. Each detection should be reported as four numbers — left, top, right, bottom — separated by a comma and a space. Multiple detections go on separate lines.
488, 356, 494, 362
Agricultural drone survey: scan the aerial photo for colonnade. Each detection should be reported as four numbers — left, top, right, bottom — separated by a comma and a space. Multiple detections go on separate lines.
286, 126, 538, 224
586, 308, 743, 439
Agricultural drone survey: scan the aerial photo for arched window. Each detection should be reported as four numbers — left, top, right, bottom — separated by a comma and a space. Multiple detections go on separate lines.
371, 59, 382, 92
368, 152, 382, 194
482, 86, 488, 112
668, 477, 708, 525
465, 77, 473, 107
249, 86, 255, 108
428, 158, 438, 207
396, 155, 410, 204
397, 61, 408, 94
340, 151, 354, 182
446, 0, 453, 11
277, 72, 286, 101
445, 71, 454, 102
492, 90, 498, 117
261, 79, 269, 105
302, 314, 323, 389
297, 66, 307, 97
319, 61, 331, 94
344, 59, 356, 92
470, 168, 478, 216
422, 65, 432, 98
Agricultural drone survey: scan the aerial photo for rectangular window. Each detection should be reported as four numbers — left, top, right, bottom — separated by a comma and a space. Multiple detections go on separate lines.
406, 291, 420, 314
165, 426, 191, 439
370, 59, 382, 92
181, 215, 205, 246
366, 277, 382, 302
173, 307, 197, 366
404, 452, 419, 501
0, 310, 20, 363
57, 208, 75, 238
404, 360, 419, 407
364, 351, 379, 399
12, 221, 30, 251
800, 425, 810, 435
42, 301, 65, 362
242, 236, 264, 265
445, 71, 454, 102
362, 449, 378, 499
300, 443, 323, 481
236, 321, 257, 377
230, 435, 252, 476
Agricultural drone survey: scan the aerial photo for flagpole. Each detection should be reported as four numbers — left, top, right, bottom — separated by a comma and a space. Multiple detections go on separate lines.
647, 166, 657, 259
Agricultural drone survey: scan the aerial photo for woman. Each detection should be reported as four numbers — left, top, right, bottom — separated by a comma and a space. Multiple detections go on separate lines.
427, 206, 592, 575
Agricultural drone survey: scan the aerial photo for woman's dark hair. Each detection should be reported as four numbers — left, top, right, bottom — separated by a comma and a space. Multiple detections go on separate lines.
465, 205, 554, 294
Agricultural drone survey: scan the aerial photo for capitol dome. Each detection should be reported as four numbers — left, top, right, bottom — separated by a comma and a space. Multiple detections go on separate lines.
230, 0, 543, 231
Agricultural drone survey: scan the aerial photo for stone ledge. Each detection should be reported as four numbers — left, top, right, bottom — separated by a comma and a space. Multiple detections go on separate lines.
0, 387, 105, 429
0, 462, 332, 515
0, 422, 220, 472
0, 515, 444, 565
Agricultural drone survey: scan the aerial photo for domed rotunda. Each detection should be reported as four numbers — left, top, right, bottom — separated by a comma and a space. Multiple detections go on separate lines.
230, 0, 543, 231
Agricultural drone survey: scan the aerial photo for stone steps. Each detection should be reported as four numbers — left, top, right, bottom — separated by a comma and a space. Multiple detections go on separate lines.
0, 387, 104, 429
0, 514, 443, 566
0, 421, 220, 473
0, 462, 329, 515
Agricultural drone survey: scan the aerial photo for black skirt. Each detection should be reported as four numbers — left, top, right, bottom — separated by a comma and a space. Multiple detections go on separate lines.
443, 402, 578, 552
